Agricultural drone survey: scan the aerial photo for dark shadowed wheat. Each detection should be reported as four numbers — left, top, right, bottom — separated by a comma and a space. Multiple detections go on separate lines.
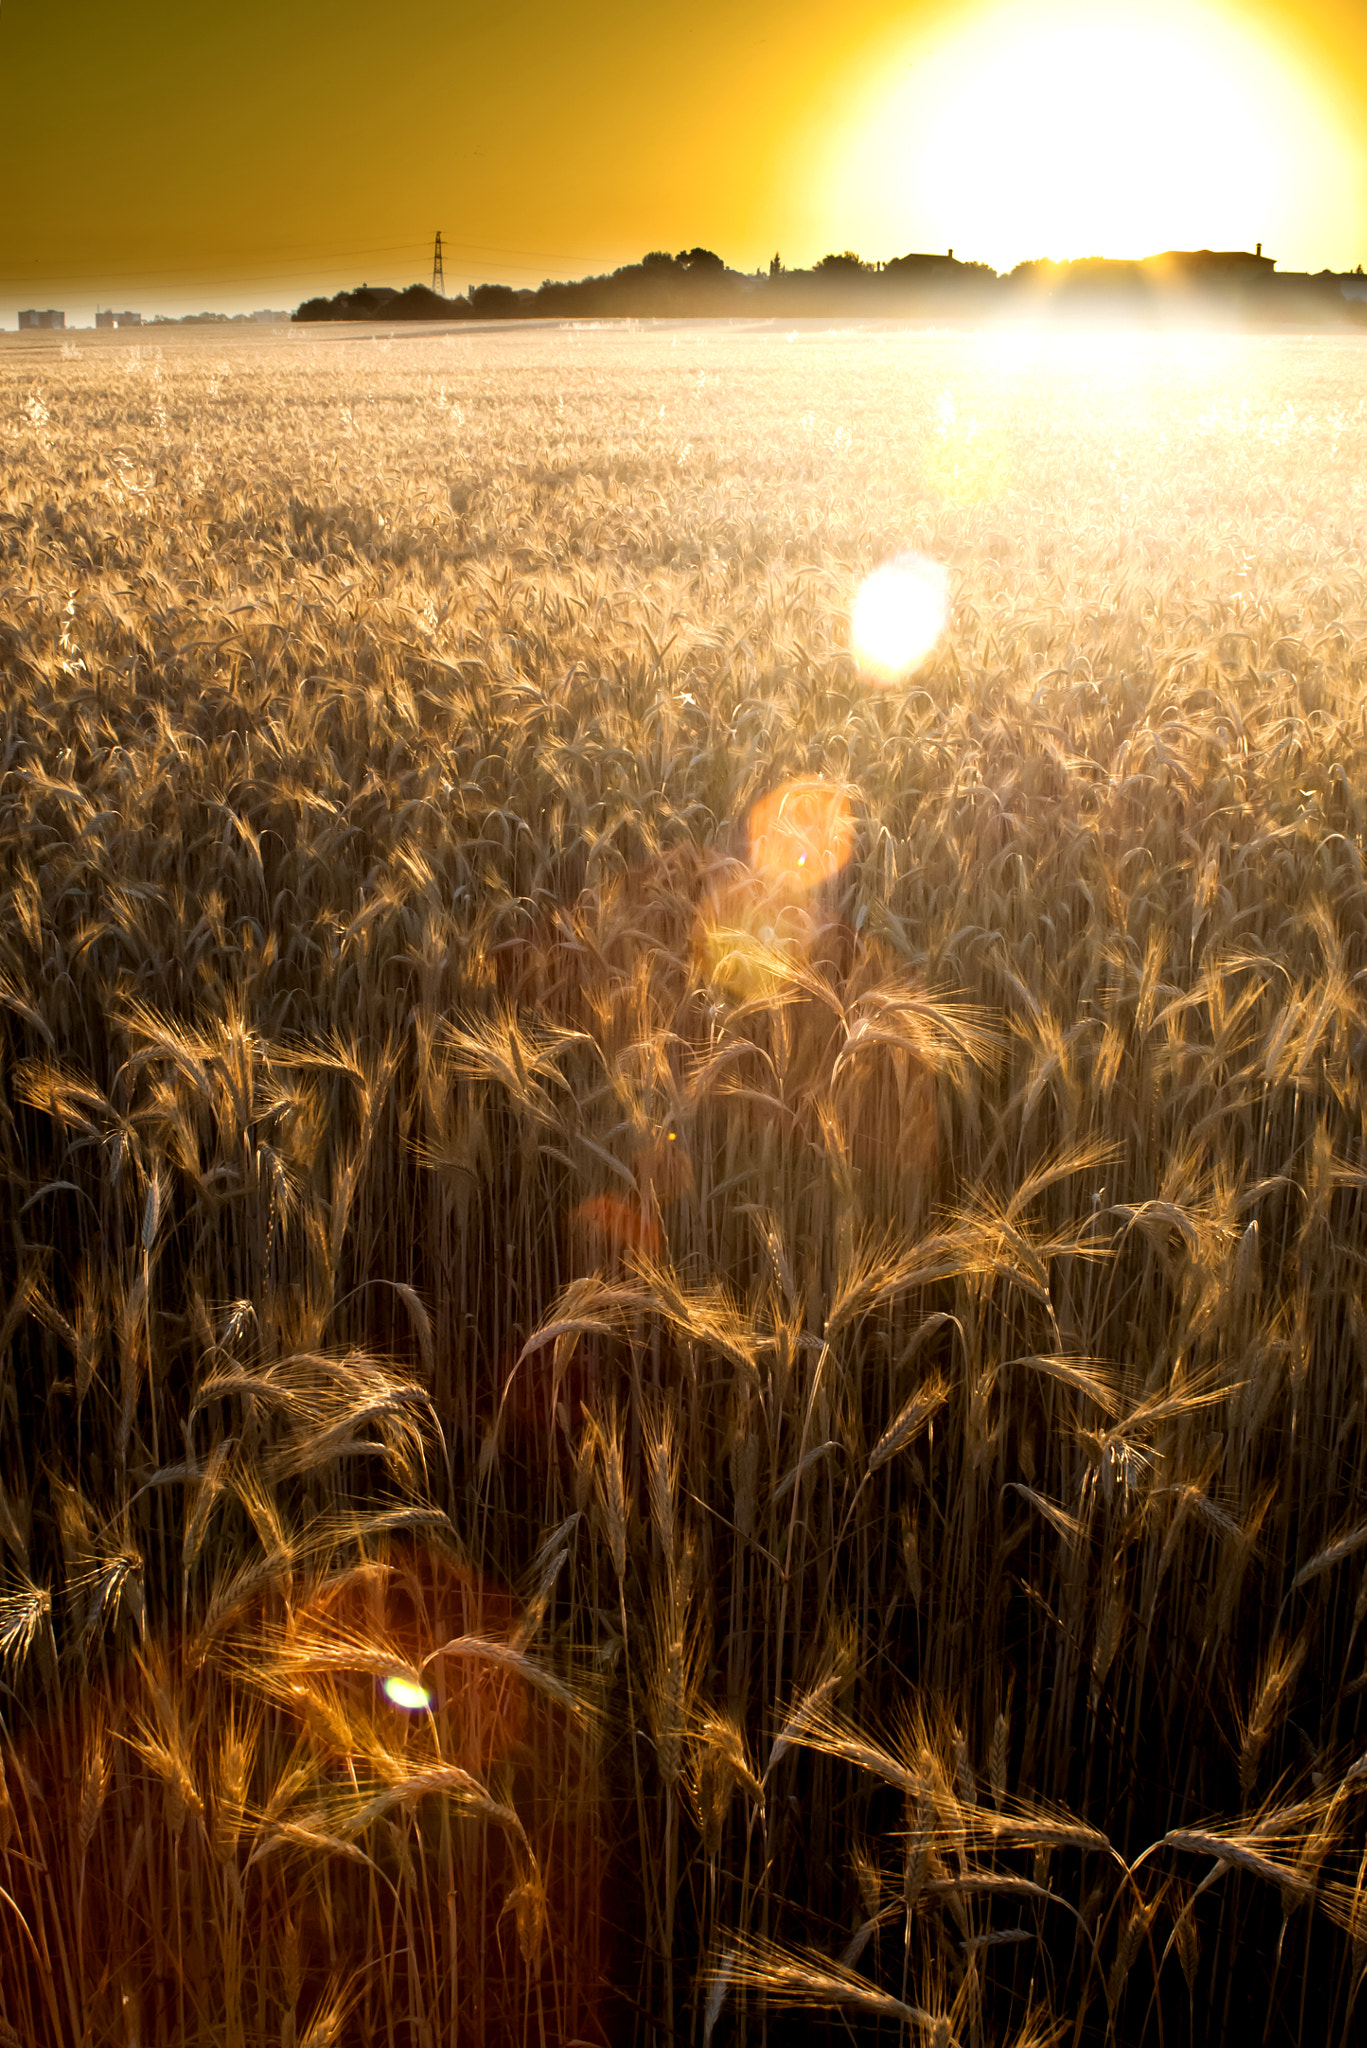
0, 320, 1365, 2043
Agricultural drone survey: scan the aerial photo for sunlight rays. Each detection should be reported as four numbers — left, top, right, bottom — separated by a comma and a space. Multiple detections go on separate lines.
809, 0, 1360, 274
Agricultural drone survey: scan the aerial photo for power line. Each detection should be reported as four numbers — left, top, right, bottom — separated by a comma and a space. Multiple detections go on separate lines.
0, 236, 629, 294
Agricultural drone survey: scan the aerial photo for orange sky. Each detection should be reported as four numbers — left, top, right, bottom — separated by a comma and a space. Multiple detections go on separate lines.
1, 0, 1363, 321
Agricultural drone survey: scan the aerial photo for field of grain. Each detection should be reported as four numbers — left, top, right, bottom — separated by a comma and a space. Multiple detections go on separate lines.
2, 319, 1366, 2047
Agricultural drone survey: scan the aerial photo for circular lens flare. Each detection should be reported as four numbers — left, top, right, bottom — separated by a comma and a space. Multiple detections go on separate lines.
851, 555, 948, 683
747, 779, 855, 894
382, 1672, 432, 1712
694, 779, 858, 998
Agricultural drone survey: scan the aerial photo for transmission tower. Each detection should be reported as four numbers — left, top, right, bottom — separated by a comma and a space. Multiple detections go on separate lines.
432, 230, 445, 296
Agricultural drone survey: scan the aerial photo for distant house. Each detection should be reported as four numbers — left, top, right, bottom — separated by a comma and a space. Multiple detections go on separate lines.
95, 309, 141, 329
18, 309, 64, 330
1145, 248, 1276, 281
252, 309, 289, 323
886, 251, 965, 276
884, 250, 994, 287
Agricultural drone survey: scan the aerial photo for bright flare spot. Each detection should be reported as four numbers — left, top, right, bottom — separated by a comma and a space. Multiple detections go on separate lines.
694, 779, 857, 998
383, 1672, 432, 1712
747, 779, 855, 894
851, 556, 947, 683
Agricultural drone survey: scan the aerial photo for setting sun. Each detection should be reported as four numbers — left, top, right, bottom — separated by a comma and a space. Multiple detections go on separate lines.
810, 0, 1360, 272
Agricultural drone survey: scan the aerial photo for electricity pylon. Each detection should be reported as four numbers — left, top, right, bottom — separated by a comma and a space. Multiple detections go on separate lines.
432, 231, 445, 296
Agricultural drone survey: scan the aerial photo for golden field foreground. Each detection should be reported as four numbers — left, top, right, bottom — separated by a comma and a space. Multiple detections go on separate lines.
1, 319, 1367, 2047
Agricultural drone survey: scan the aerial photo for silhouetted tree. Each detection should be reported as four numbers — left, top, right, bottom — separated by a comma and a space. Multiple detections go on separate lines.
470, 283, 525, 319
392, 284, 455, 318
294, 240, 1364, 329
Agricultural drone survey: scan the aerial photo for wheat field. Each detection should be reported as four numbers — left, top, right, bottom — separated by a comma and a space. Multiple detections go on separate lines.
1, 318, 1366, 2046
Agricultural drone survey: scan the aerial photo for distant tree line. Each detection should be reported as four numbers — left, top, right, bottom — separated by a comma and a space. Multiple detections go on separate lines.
293, 246, 1367, 327
148, 310, 290, 326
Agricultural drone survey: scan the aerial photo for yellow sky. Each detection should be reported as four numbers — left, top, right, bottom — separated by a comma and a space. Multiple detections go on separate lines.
0, 0, 1363, 320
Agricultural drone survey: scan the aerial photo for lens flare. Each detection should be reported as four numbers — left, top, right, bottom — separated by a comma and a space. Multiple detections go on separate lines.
850, 554, 948, 683
747, 778, 855, 894
382, 1672, 432, 1711
694, 780, 857, 998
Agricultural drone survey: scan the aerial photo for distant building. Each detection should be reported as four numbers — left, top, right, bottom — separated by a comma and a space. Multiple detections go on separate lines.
18, 309, 64, 330
251, 309, 289, 323
885, 251, 967, 275
95, 309, 141, 328
1147, 248, 1276, 280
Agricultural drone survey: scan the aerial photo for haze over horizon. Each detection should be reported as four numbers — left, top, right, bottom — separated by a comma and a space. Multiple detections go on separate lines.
2, 0, 1365, 325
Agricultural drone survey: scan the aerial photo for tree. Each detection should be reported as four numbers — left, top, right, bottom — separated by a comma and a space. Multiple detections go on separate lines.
470, 283, 524, 318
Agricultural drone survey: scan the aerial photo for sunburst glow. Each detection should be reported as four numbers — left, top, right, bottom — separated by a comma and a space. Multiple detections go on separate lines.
850, 555, 948, 683
810, 0, 1358, 273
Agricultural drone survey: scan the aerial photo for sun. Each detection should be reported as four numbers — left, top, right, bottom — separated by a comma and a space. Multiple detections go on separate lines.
807, 0, 1359, 272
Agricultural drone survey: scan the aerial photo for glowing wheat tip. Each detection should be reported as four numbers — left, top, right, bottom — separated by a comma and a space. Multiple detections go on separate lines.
382, 1672, 432, 1711
850, 553, 947, 682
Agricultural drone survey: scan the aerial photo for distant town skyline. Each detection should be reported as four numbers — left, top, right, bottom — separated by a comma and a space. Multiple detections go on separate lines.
2, 0, 1364, 325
